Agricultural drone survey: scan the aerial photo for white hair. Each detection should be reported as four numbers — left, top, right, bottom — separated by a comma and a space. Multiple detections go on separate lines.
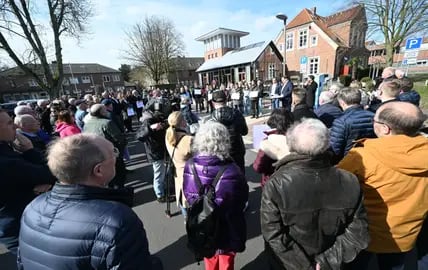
287, 118, 330, 156
318, 91, 335, 105
47, 134, 108, 184
14, 105, 34, 116
328, 82, 343, 95
192, 121, 231, 160
14, 114, 35, 127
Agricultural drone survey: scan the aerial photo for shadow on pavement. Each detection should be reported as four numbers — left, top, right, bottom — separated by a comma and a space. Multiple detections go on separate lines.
153, 235, 196, 270
241, 250, 269, 270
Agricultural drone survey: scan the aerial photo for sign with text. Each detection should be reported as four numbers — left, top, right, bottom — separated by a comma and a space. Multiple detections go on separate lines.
300, 56, 308, 74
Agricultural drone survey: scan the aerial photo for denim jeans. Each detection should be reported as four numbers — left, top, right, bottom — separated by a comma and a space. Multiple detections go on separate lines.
152, 159, 165, 198
271, 98, 280, 110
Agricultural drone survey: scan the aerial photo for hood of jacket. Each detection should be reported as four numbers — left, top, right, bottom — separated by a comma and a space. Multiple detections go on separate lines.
55, 122, 73, 133
358, 135, 428, 175
211, 106, 236, 125
260, 134, 289, 160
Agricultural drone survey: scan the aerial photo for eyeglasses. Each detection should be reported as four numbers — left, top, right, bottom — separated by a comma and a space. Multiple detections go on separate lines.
112, 147, 119, 158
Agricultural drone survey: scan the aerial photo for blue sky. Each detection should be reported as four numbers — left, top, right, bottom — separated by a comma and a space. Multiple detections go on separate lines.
2, 0, 351, 70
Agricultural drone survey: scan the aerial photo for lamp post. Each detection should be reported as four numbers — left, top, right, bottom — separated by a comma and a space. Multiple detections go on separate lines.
276, 13, 288, 77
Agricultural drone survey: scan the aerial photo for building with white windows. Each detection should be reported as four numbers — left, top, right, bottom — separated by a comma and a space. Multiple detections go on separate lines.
195, 28, 284, 85
274, 5, 369, 79
0, 63, 124, 102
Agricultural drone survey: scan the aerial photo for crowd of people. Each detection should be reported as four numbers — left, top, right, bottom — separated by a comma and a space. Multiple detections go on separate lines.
0, 66, 427, 270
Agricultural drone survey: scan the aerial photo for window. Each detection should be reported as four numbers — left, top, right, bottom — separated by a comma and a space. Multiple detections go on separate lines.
103, 75, 111, 82
299, 29, 308, 48
268, 64, 276, 79
208, 54, 211, 59
113, 75, 120, 82
310, 35, 318, 47
278, 44, 284, 52
308, 57, 319, 74
286, 32, 294, 50
81, 76, 91, 83
69, 77, 79, 84
215, 52, 218, 57
28, 79, 38, 87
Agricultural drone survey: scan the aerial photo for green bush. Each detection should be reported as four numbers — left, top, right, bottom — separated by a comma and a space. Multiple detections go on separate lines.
339, 75, 352, 86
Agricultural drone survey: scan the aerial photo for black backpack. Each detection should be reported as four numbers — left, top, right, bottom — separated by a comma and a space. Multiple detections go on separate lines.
186, 159, 228, 262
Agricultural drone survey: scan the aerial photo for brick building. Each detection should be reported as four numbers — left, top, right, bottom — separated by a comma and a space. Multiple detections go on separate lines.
274, 5, 369, 79
367, 37, 428, 78
196, 39, 283, 85
167, 56, 204, 86
0, 63, 124, 102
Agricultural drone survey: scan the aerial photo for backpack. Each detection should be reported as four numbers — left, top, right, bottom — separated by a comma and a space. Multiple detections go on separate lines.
186, 159, 228, 262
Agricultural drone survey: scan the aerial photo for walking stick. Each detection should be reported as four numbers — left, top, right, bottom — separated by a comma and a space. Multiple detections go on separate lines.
164, 153, 172, 218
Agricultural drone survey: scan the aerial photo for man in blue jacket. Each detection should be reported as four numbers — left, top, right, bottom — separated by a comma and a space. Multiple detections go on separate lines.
330, 88, 376, 161
18, 134, 158, 270
0, 109, 55, 254
280, 76, 293, 111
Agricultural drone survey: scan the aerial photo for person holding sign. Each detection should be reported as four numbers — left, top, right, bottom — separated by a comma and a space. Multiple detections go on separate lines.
250, 80, 264, 118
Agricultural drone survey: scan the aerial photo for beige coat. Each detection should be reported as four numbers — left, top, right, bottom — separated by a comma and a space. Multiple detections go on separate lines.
165, 132, 192, 207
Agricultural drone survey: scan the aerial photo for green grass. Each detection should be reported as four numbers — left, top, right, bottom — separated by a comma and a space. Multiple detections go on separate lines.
408, 74, 428, 109
415, 82, 428, 109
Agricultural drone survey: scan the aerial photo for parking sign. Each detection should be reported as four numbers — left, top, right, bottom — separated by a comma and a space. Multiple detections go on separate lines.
405, 38, 422, 50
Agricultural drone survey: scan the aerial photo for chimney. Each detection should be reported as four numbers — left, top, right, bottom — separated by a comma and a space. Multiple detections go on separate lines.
311, 7, 316, 15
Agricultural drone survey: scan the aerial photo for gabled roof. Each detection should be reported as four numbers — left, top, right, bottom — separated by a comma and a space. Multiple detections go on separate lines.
0, 63, 120, 77
286, 9, 314, 29
196, 41, 282, 72
324, 5, 363, 26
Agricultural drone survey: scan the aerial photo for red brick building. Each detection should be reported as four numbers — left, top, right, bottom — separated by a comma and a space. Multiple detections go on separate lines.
0, 63, 124, 102
274, 5, 369, 79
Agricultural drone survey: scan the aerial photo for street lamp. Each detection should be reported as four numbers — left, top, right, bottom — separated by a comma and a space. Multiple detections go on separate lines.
276, 13, 288, 77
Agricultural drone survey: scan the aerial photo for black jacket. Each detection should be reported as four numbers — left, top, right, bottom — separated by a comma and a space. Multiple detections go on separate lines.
0, 143, 55, 250
292, 103, 318, 122
305, 81, 318, 108
137, 111, 167, 162
261, 153, 369, 270
210, 106, 248, 170
18, 184, 153, 270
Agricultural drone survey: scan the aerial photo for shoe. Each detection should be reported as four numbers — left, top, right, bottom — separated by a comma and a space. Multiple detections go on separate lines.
157, 196, 166, 203
250, 116, 255, 119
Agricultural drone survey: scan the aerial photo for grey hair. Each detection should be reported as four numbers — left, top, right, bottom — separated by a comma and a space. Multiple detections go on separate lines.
337, 87, 361, 105
328, 82, 343, 95
90, 104, 106, 117
287, 118, 330, 156
47, 134, 107, 184
192, 121, 231, 160
14, 105, 33, 116
14, 114, 36, 128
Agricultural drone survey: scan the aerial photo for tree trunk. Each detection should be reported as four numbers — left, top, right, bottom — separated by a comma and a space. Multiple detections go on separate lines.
385, 42, 395, 66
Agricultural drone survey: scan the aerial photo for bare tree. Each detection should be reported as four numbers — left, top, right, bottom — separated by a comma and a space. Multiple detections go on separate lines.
125, 16, 185, 84
360, 0, 428, 66
0, 0, 93, 98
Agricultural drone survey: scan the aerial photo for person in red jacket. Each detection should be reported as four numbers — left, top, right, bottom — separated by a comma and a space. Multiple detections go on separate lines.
55, 110, 81, 138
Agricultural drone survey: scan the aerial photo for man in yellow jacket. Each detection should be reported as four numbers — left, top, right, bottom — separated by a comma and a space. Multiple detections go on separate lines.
338, 101, 427, 270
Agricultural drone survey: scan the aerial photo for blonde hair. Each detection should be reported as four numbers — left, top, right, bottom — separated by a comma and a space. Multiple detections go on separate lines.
166, 111, 184, 146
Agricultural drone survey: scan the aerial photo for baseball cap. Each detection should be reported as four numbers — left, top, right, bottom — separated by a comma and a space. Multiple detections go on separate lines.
212, 90, 226, 103
101, 99, 113, 106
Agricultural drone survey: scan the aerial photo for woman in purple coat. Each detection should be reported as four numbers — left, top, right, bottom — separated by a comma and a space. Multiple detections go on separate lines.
183, 121, 249, 270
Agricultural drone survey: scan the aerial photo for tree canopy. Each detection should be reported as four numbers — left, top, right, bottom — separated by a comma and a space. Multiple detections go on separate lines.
125, 15, 185, 84
360, 0, 428, 66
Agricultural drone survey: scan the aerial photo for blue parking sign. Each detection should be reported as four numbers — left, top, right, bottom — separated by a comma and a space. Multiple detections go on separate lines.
405, 38, 422, 50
